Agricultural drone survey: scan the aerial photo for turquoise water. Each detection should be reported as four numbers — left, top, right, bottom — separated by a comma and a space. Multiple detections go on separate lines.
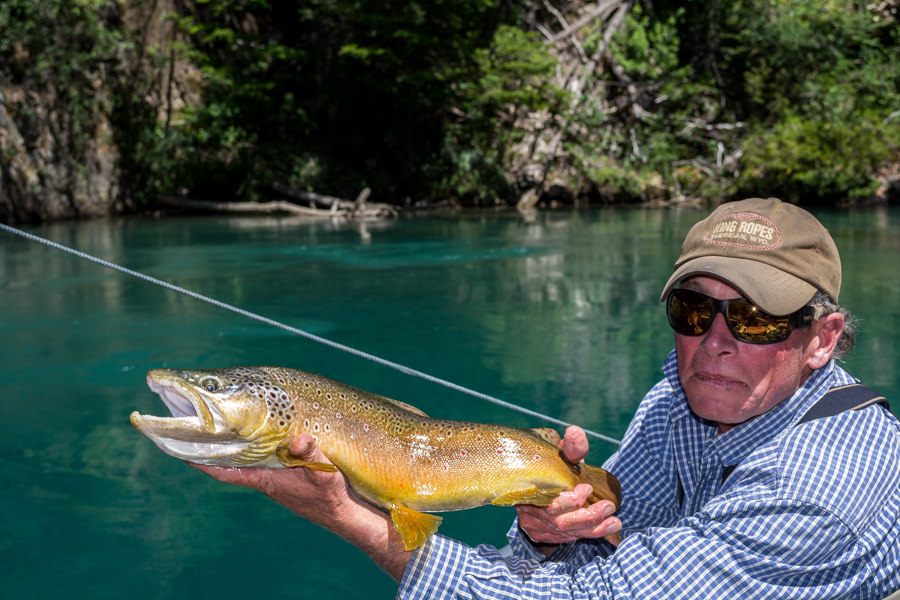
1, 207, 898, 599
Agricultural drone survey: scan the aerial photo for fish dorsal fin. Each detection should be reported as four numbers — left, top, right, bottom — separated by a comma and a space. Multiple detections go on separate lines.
389, 504, 442, 551
491, 486, 567, 507
382, 396, 429, 418
530, 427, 562, 446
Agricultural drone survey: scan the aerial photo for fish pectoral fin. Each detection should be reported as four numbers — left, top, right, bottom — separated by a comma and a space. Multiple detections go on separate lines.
389, 504, 442, 552
490, 486, 566, 507
274, 444, 338, 472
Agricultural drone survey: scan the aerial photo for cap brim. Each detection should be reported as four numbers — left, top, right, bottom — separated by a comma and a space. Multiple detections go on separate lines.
659, 256, 817, 315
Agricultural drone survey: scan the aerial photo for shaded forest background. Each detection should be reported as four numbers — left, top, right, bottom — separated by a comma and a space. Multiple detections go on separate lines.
1, 0, 898, 224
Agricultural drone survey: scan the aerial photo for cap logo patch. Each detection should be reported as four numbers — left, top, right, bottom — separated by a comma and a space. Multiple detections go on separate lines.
703, 211, 782, 250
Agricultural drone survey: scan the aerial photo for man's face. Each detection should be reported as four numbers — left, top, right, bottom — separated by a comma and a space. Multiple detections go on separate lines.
674, 275, 835, 433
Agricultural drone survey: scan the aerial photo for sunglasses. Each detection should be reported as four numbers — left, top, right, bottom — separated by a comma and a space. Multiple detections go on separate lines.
666, 288, 817, 345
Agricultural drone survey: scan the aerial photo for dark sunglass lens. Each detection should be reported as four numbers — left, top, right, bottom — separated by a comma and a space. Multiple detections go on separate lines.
668, 290, 713, 336
726, 300, 792, 343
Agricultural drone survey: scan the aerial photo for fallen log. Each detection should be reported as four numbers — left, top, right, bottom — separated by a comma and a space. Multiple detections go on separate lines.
269, 181, 351, 210
159, 194, 398, 219
269, 182, 399, 219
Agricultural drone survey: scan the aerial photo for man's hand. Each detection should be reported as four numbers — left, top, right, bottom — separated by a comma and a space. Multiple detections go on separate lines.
191, 434, 353, 522
516, 426, 622, 555
190, 434, 413, 581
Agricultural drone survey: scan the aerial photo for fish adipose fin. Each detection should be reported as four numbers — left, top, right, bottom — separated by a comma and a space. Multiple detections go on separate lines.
275, 444, 339, 472
490, 486, 567, 506
389, 504, 443, 551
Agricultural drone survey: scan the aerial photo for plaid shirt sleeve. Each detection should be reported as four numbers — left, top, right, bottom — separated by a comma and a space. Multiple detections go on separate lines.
397, 355, 900, 599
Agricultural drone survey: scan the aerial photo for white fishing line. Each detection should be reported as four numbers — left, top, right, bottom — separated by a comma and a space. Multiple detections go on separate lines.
1, 222, 622, 446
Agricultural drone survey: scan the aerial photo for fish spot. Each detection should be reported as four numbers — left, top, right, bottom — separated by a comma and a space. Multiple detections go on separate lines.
363, 423, 370, 432
460, 449, 468, 457
336, 412, 343, 419
312, 402, 320, 410
313, 423, 320, 433
442, 463, 449, 472
324, 423, 331, 433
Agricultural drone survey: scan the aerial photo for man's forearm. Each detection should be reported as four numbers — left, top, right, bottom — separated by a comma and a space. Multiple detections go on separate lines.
264, 482, 413, 581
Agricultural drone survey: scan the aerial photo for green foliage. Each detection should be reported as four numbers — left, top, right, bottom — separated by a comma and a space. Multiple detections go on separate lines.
159, 0, 522, 201
435, 25, 568, 203
2, 0, 898, 212
721, 0, 900, 200
562, 0, 900, 203
0, 0, 125, 156
566, 6, 726, 198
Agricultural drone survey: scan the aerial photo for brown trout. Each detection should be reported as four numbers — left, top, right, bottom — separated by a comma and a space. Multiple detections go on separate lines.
130, 366, 621, 550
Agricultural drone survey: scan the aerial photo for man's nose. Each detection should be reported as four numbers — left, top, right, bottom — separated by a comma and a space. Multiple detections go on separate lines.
700, 313, 738, 353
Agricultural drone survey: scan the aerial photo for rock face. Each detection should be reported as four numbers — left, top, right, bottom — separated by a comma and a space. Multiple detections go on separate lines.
0, 1, 196, 225
0, 85, 120, 225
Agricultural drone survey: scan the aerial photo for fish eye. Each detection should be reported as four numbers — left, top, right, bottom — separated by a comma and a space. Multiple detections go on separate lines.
201, 379, 219, 393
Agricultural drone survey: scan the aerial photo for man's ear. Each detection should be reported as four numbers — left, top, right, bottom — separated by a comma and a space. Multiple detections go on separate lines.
806, 312, 845, 370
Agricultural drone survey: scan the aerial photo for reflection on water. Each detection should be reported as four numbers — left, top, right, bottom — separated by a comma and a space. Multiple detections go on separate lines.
1, 206, 898, 598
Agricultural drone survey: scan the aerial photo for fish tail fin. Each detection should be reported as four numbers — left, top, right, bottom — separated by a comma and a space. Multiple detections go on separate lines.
579, 463, 621, 507
389, 504, 443, 551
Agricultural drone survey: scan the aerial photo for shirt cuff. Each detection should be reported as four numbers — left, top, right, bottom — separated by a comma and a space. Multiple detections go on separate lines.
397, 532, 551, 599
397, 535, 471, 599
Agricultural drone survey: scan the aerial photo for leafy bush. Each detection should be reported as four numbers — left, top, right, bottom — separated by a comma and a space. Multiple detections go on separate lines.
718, 0, 900, 201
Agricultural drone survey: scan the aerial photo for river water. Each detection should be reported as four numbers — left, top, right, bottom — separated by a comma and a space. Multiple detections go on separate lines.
2, 206, 898, 599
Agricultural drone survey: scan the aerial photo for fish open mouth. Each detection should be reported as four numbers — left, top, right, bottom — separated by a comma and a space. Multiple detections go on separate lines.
130, 371, 248, 464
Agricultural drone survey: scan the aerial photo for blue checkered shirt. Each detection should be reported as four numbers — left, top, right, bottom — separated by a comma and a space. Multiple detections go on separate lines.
398, 351, 900, 599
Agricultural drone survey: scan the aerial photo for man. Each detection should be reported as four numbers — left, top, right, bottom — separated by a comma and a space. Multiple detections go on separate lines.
196, 198, 900, 598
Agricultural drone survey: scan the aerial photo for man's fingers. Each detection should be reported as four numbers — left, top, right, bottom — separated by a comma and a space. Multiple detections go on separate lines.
287, 433, 320, 459
517, 509, 622, 544
560, 426, 590, 463
543, 484, 593, 515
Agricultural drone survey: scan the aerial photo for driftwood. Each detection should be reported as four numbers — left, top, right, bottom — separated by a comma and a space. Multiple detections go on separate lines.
160, 187, 398, 220
269, 181, 352, 210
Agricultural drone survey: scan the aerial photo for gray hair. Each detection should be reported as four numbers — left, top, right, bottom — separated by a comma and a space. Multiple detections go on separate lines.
809, 291, 856, 359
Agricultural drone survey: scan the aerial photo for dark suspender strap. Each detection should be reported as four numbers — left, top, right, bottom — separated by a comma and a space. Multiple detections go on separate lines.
796, 383, 889, 425
721, 383, 889, 484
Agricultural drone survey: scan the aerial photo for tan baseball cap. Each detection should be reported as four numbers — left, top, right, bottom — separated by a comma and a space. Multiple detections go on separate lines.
660, 198, 841, 315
